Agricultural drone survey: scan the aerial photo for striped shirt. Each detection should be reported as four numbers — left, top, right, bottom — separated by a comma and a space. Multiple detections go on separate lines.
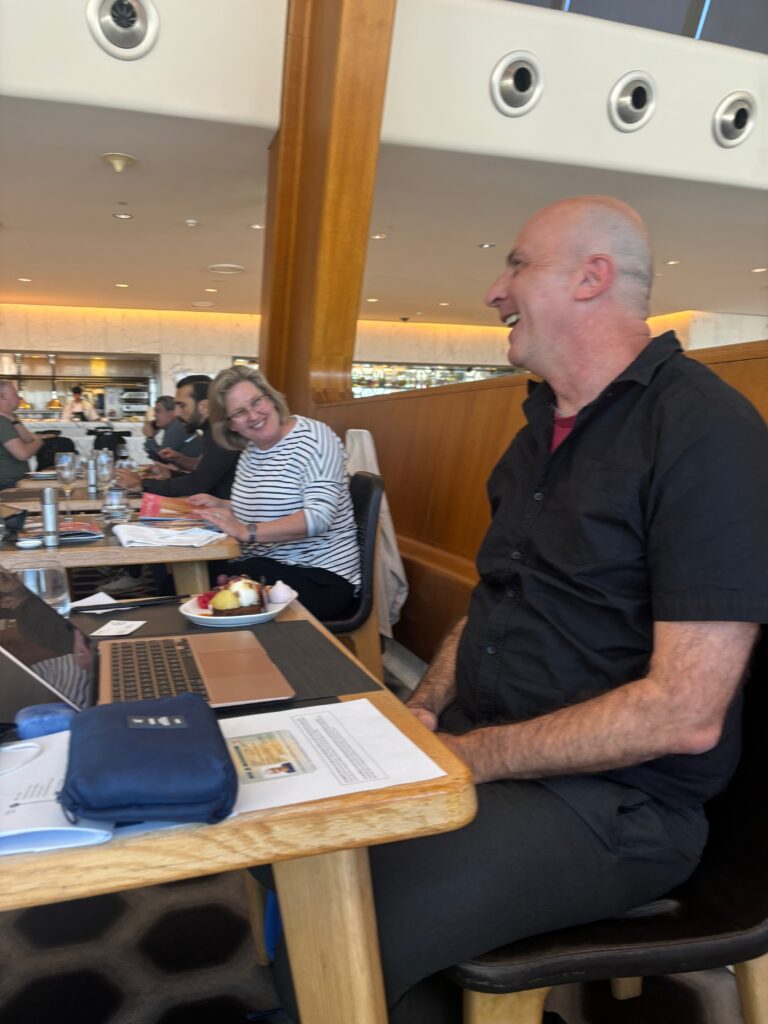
230, 416, 361, 586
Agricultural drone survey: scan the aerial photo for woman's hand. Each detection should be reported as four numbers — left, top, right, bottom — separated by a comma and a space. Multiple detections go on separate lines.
198, 504, 248, 542
186, 493, 228, 510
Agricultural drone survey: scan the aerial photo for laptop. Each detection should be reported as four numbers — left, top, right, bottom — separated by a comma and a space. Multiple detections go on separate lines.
0, 566, 295, 720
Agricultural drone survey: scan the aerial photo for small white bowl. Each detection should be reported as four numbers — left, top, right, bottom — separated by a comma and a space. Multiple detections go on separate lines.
16, 538, 43, 549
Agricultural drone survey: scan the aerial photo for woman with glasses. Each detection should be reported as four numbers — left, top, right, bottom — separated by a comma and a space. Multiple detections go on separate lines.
187, 365, 360, 620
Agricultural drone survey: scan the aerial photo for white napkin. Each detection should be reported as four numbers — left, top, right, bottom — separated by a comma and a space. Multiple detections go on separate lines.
69, 591, 117, 615
113, 525, 222, 548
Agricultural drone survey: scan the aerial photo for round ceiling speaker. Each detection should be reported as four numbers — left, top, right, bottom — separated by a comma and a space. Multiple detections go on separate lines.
608, 71, 656, 132
713, 91, 756, 148
490, 51, 544, 118
86, 0, 160, 61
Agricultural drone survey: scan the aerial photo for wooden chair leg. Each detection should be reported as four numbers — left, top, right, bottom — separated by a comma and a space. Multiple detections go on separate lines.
241, 870, 271, 966
464, 985, 552, 1024
735, 953, 768, 1024
611, 976, 643, 1000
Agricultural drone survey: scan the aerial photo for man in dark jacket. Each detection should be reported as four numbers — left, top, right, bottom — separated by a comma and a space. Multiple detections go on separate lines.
116, 375, 237, 499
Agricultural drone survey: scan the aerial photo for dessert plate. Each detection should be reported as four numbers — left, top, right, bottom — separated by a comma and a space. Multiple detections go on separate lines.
179, 588, 298, 628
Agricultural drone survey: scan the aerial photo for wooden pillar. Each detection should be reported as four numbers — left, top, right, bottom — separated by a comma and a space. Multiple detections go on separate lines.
259, 0, 397, 414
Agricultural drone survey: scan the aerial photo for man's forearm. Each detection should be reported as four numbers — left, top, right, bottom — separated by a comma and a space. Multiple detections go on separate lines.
407, 617, 466, 725
441, 619, 757, 784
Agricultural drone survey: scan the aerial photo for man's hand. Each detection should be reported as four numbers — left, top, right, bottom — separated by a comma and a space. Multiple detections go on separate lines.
158, 448, 199, 472
114, 468, 142, 490
406, 703, 439, 732
142, 463, 173, 480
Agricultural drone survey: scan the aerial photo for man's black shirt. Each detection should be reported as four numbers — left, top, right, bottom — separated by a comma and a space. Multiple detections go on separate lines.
456, 333, 768, 806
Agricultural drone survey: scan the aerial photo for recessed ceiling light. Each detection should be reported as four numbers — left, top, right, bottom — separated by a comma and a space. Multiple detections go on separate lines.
191, 301, 216, 308
751, 267, 768, 273
17, 277, 31, 283
370, 233, 387, 240
478, 242, 496, 249
115, 283, 130, 288
249, 223, 265, 230
204, 288, 218, 293
112, 212, 132, 220
414, 311, 423, 316
185, 219, 199, 228
438, 302, 451, 306
665, 260, 681, 266
207, 263, 245, 275
366, 298, 379, 303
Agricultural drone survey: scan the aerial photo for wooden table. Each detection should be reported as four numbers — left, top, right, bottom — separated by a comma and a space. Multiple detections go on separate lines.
0, 524, 240, 594
0, 601, 477, 1023
2, 480, 142, 513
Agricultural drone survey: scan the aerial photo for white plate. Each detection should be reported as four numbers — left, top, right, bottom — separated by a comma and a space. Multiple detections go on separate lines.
27, 471, 58, 480
15, 538, 43, 549
179, 588, 298, 628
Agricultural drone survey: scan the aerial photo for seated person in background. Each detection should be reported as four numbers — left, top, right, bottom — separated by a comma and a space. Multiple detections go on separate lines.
61, 385, 100, 422
0, 381, 41, 489
143, 395, 203, 465
263, 196, 768, 1024
115, 375, 238, 500
187, 365, 360, 621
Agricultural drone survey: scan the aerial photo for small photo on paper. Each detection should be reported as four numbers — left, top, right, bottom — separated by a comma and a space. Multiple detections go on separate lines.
228, 730, 316, 785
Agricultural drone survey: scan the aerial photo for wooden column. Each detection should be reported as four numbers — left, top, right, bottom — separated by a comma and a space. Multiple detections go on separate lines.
259, 0, 397, 413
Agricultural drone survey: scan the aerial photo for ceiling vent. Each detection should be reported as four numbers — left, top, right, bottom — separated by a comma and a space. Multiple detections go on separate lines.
713, 91, 756, 148
86, 0, 160, 61
608, 71, 656, 132
490, 52, 544, 118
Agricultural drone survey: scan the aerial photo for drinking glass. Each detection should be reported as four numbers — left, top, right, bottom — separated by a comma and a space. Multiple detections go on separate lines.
94, 450, 114, 494
54, 451, 77, 521
14, 567, 71, 617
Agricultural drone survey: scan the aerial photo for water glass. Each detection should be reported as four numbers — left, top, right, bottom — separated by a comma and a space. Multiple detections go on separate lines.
55, 451, 77, 520
95, 450, 114, 491
14, 567, 71, 617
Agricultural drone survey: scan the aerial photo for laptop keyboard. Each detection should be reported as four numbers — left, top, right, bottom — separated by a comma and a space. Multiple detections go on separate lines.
110, 637, 210, 702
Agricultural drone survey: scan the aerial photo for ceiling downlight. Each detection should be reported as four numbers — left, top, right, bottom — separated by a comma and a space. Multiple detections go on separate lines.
207, 263, 245, 275
608, 71, 657, 132
713, 91, 757, 148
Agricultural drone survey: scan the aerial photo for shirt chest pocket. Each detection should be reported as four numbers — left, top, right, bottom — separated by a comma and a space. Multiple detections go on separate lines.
541, 459, 643, 569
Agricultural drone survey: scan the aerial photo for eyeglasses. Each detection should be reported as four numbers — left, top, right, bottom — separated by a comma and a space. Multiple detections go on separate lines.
228, 394, 270, 423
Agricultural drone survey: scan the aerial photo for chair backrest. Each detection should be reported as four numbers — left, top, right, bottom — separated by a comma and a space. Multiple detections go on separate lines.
35, 436, 76, 470
679, 627, 768, 922
92, 432, 121, 455
324, 471, 383, 631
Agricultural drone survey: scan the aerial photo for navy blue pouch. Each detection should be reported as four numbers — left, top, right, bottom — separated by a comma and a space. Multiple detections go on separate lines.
58, 693, 238, 824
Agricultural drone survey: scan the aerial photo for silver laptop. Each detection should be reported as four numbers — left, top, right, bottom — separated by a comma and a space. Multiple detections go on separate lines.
0, 566, 294, 719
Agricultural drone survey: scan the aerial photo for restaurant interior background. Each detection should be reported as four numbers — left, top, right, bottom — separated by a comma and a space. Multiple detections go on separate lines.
1, 0, 766, 412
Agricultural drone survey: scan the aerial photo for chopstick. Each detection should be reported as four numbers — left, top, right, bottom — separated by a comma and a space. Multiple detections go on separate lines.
73, 595, 192, 613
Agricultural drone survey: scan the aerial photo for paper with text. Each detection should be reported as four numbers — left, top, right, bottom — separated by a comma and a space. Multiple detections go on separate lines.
221, 698, 444, 815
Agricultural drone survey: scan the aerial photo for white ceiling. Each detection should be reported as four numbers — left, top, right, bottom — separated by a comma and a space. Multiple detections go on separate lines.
1, 94, 767, 330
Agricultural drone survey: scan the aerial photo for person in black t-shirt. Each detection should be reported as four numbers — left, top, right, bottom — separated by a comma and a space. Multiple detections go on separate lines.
265, 197, 768, 1024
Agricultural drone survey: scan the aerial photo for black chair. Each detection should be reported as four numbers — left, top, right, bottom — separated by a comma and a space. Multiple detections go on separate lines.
35, 435, 76, 470
323, 471, 383, 680
445, 630, 768, 1024
90, 430, 131, 456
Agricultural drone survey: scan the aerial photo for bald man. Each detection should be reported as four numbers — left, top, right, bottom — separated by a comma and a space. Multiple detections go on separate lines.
0, 381, 41, 489
268, 198, 768, 1023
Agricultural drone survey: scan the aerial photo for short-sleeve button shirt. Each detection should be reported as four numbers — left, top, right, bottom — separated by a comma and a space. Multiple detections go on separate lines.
455, 333, 768, 805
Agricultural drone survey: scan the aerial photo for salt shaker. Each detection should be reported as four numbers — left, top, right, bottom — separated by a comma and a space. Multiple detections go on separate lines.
41, 486, 60, 548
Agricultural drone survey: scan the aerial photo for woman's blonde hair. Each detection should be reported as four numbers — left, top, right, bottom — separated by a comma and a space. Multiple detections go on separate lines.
208, 364, 291, 451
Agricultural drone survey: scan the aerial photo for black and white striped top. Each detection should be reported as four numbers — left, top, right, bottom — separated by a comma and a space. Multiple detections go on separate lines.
230, 416, 361, 586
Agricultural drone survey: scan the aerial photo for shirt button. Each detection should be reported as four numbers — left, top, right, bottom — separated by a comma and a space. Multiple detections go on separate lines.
505, 587, 516, 599
511, 550, 522, 560
486, 645, 497, 655
533, 491, 543, 501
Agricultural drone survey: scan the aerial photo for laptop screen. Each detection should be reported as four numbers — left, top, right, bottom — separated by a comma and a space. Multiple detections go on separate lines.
0, 565, 96, 715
